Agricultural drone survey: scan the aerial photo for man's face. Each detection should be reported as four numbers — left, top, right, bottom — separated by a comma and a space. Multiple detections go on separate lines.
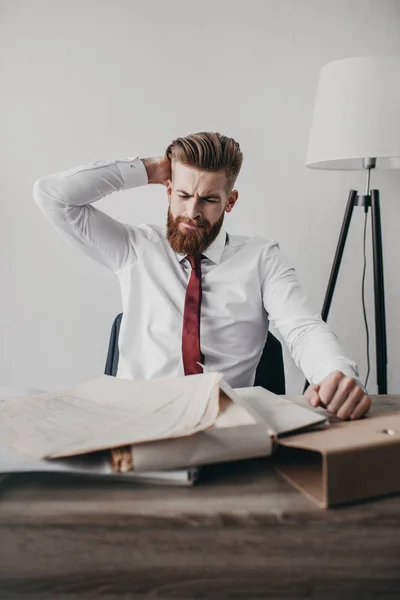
166, 161, 238, 256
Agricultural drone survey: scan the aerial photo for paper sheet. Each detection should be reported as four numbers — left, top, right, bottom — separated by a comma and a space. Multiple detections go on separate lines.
0, 373, 223, 459
233, 387, 328, 435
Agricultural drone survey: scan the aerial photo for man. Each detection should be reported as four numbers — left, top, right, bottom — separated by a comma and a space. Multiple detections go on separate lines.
33, 131, 371, 420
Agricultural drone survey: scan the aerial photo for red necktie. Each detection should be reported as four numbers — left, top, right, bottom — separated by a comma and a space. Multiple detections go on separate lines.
182, 255, 204, 375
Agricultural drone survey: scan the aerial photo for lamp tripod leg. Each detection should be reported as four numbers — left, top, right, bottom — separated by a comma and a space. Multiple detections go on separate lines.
303, 190, 357, 393
371, 190, 387, 394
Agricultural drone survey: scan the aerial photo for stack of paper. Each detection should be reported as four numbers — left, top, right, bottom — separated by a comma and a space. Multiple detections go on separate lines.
0, 372, 327, 482
0, 380, 206, 486
0, 446, 199, 486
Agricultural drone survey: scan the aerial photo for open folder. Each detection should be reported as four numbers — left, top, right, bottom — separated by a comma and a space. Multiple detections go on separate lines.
0, 372, 327, 473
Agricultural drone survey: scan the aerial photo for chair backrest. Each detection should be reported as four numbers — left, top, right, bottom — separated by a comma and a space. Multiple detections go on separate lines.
254, 330, 286, 394
104, 313, 123, 379
105, 313, 285, 394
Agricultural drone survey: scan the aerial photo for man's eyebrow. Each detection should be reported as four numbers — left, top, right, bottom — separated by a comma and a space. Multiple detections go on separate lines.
176, 189, 221, 199
203, 193, 221, 199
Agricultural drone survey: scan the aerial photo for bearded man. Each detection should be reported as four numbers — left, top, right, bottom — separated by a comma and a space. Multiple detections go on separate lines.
33, 131, 371, 420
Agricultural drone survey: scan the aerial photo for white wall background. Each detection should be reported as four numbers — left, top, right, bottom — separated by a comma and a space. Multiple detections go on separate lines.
1, 0, 400, 394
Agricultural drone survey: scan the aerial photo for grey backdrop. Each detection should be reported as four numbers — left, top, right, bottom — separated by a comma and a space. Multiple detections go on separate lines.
1, 0, 400, 393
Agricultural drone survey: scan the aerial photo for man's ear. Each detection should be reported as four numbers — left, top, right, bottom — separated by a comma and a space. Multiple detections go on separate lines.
225, 190, 238, 213
166, 179, 172, 201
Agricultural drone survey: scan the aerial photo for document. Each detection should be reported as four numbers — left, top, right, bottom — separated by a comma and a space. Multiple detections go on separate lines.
198, 363, 327, 436
0, 373, 223, 459
0, 373, 327, 474
119, 382, 326, 472
232, 386, 328, 436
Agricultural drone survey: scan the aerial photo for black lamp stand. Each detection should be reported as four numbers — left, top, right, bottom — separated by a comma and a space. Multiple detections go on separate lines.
304, 159, 387, 394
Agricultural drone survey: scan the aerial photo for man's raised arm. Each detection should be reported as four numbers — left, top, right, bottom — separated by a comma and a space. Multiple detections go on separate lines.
33, 156, 170, 272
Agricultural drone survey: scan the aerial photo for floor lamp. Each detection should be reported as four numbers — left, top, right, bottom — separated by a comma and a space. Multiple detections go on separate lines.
305, 56, 400, 394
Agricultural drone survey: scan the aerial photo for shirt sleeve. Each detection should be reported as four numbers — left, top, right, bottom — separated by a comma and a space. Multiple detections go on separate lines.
260, 240, 364, 388
33, 157, 149, 272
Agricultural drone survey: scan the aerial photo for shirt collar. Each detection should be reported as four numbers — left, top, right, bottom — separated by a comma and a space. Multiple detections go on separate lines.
174, 226, 227, 265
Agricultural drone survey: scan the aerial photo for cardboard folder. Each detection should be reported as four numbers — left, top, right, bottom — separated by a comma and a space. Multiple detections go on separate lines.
274, 411, 400, 507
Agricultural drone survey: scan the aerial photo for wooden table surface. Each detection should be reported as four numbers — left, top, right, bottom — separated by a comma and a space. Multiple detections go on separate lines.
1, 396, 400, 599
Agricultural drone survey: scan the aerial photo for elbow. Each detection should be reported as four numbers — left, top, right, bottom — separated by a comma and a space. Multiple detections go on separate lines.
33, 174, 75, 212
33, 175, 64, 212
33, 177, 49, 208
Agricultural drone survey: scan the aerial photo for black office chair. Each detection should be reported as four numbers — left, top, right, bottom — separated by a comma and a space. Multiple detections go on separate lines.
105, 313, 285, 394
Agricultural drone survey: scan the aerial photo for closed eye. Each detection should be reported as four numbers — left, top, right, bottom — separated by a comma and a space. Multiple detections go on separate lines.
177, 194, 218, 203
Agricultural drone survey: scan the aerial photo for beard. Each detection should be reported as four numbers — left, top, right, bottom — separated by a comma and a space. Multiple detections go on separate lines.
166, 208, 225, 256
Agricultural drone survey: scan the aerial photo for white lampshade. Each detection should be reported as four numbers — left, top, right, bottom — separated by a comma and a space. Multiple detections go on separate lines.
306, 56, 400, 170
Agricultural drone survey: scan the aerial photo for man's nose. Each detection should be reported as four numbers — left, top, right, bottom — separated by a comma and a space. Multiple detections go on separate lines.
186, 199, 202, 220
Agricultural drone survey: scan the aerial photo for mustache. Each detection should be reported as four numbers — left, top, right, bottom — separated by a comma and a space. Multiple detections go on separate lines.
174, 215, 210, 228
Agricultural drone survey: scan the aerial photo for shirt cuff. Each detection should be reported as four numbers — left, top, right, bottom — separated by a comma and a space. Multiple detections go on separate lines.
116, 157, 149, 189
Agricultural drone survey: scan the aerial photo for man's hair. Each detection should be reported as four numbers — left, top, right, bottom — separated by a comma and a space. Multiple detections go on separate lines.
165, 131, 243, 190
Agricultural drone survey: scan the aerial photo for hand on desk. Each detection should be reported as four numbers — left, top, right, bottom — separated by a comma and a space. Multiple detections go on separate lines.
304, 371, 371, 420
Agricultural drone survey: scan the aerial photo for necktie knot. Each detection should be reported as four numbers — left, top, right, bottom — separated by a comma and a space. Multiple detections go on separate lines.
187, 255, 202, 272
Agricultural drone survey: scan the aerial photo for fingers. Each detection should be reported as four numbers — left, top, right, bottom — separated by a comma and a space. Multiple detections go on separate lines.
336, 384, 365, 419
316, 371, 371, 421
304, 384, 320, 408
349, 395, 372, 420
317, 370, 343, 407
324, 374, 358, 414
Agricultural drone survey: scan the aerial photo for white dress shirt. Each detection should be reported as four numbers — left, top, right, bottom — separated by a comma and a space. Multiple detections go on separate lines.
33, 157, 360, 389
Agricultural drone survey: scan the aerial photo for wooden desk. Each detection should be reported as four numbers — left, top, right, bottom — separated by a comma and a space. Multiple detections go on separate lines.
1, 397, 400, 599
